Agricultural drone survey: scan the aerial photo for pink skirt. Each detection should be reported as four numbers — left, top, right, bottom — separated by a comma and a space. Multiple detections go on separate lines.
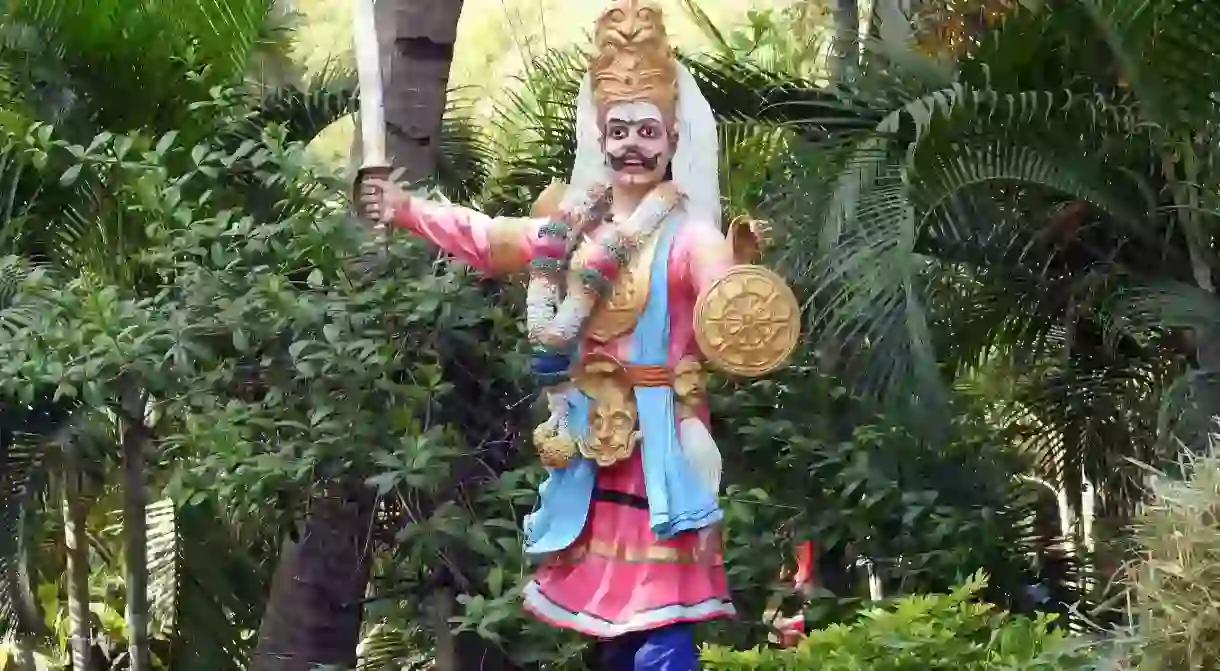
522, 451, 736, 638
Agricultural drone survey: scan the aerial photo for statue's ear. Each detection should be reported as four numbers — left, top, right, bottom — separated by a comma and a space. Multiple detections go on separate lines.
531, 181, 569, 218
727, 215, 769, 265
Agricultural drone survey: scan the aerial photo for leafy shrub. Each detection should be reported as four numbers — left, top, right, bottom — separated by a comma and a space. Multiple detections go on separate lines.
701, 573, 1094, 670
1128, 449, 1220, 669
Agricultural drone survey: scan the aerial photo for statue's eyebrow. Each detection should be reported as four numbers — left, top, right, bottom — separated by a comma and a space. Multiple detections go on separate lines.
605, 115, 661, 125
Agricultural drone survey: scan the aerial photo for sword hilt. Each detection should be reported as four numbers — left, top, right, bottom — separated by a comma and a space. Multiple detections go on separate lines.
354, 164, 394, 224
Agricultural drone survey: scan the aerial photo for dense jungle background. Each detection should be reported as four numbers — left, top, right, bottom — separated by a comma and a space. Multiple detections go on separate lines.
2, 0, 1220, 669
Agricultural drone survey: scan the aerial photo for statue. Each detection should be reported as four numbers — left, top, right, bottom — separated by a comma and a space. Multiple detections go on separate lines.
359, 2, 800, 667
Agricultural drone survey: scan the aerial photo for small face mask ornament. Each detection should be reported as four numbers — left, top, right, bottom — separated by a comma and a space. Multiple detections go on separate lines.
603, 102, 675, 188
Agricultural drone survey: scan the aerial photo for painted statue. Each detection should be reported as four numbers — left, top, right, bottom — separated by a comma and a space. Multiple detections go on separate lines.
359, 1, 800, 668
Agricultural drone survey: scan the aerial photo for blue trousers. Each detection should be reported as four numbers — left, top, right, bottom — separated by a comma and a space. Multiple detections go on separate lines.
600, 624, 697, 671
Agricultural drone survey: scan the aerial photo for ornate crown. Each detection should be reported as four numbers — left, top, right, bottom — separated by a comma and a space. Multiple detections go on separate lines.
590, 0, 678, 120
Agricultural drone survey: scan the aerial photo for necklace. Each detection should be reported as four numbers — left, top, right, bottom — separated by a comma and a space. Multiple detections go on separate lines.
527, 182, 681, 468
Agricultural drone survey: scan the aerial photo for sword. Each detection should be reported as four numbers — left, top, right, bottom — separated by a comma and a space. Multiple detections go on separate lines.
353, 0, 392, 222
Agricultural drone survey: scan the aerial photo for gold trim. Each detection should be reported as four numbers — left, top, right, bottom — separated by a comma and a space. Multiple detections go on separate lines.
555, 528, 724, 565
727, 215, 771, 265
569, 355, 708, 467
672, 359, 707, 419
694, 265, 801, 377
531, 182, 568, 219
584, 228, 662, 343
573, 355, 642, 467
486, 217, 533, 276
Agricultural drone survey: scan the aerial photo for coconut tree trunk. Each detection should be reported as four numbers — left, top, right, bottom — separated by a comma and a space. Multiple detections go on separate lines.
832, 0, 860, 79
251, 0, 469, 666
62, 454, 92, 671
383, 0, 466, 184
121, 395, 152, 671
252, 481, 375, 670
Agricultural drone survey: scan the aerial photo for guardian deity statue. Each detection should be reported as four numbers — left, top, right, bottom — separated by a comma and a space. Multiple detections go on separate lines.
360, 2, 800, 667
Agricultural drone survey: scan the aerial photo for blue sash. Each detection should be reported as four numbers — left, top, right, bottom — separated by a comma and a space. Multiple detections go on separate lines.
523, 218, 722, 556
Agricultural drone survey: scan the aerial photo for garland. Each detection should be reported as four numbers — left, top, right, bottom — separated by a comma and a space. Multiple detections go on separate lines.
528, 184, 680, 468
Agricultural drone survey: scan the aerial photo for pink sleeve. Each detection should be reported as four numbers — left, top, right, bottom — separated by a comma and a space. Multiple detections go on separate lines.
389, 198, 536, 276
677, 221, 735, 296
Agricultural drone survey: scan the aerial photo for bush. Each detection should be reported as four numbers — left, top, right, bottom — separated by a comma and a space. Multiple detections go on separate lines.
1128, 449, 1220, 669
700, 573, 1094, 670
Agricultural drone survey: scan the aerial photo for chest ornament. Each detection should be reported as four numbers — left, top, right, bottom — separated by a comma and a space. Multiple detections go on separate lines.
580, 229, 662, 344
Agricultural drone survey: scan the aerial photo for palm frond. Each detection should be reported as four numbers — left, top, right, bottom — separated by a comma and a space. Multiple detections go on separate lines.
357, 623, 429, 670
435, 94, 493, 206
0, 436, 39, 632
156, 498, 271, 669
239, 61, 357, 146
2, 0, 278, 136
0, 407, 73, 635
1083, 0, 1220, 130
483, 47, 584, 216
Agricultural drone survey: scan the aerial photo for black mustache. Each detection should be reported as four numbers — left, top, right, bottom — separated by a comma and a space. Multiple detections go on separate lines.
608, 150, 660, 171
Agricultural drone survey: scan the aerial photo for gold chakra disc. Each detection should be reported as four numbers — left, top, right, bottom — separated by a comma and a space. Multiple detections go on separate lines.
694, 265, 801, 377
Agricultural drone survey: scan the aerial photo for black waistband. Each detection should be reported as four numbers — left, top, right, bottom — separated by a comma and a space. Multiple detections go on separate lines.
593, 488, 649, 510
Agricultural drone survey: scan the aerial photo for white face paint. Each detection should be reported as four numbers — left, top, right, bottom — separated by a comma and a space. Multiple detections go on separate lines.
602, 102, 675, 188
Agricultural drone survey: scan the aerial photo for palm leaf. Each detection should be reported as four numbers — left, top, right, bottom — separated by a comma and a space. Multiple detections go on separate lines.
1083, 0, 1220, 130
237, 61, 358, 146
2, 0, 278, 137
150, 497, 271, 669
435, 95, 493, 206
0, 409, 73, 635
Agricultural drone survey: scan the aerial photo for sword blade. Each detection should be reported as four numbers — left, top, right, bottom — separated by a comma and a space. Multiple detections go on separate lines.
353, 0, 387, 167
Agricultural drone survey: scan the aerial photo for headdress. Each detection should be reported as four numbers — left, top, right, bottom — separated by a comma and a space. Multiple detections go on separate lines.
559, 0, 721, 227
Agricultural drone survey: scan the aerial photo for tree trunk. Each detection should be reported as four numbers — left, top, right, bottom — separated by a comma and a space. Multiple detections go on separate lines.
384, 0, 466, 183
832, 0, 860, 80
62, 455, 93, 671
251, 0, 469, 666
6, 508, 45, 671
252, 482, 375, 670
430, 586, 457, 671
121, 400, 152, 671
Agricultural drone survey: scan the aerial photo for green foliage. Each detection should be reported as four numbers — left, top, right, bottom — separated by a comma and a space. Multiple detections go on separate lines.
704, 355, 1061, 646
1127, 449, 1220, 669
1, 0, 282, 135
0, 99, 523, 661
702, 574, 1093, 670
682, 0, 834, 79
751, 0, 1220, 557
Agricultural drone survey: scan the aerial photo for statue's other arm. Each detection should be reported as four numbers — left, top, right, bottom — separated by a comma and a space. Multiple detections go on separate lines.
681, 222, 736, 300
389, 197, 537, 277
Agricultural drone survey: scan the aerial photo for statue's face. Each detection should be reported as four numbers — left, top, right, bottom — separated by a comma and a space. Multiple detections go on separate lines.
603, 101, 675, 188
590, 386, 636, 457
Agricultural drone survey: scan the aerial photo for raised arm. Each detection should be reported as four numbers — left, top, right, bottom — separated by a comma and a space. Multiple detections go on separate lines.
389, 197, 537, 276
359, 177, 539, 277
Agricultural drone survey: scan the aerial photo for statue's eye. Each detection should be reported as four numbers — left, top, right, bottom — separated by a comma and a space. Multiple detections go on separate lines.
607, 9, 625, 22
